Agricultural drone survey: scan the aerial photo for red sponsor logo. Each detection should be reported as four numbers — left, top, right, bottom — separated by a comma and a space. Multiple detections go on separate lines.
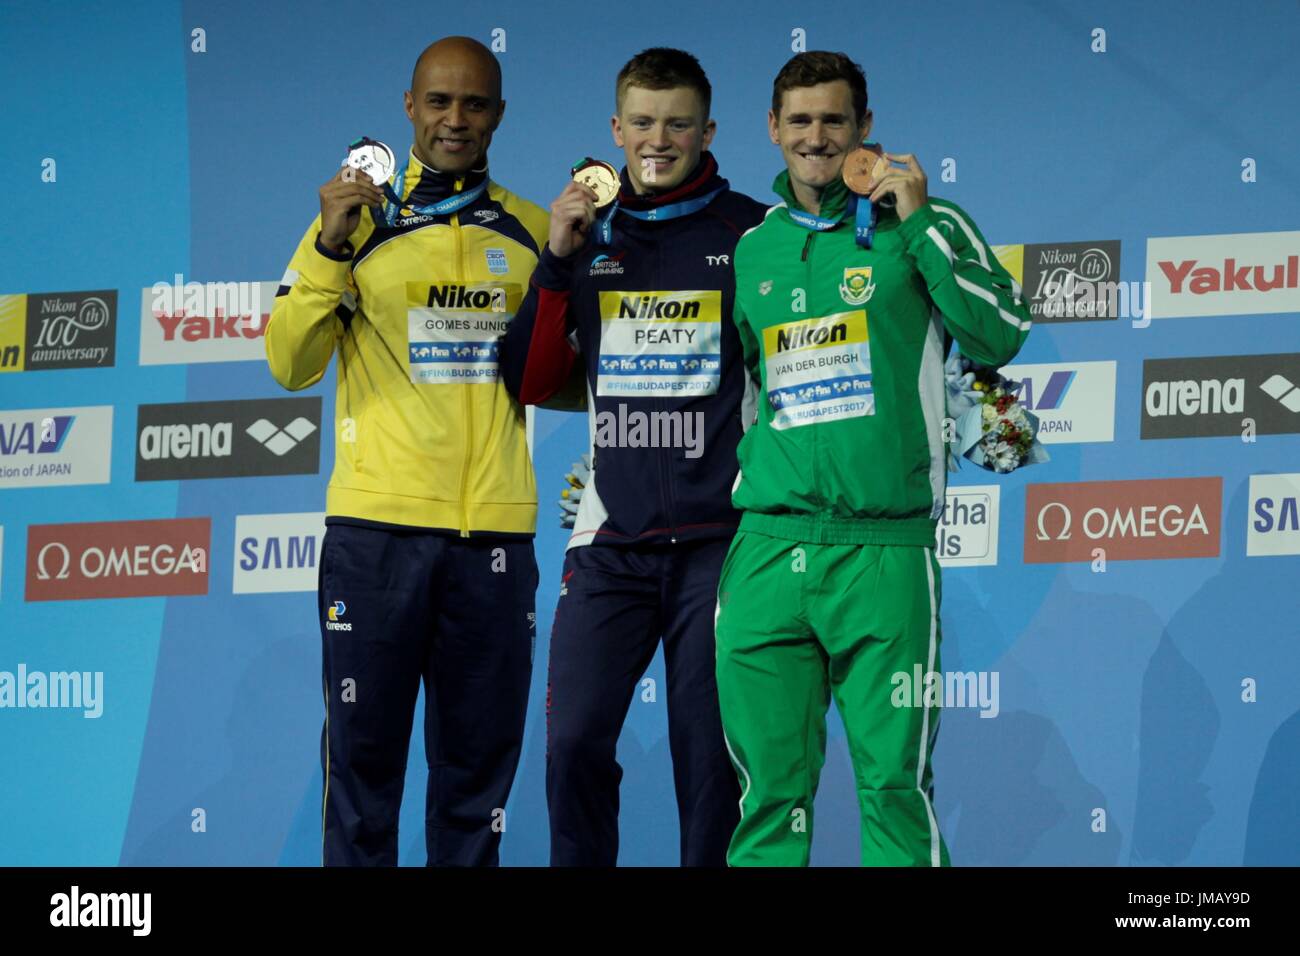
153, 310, 267, 342
1024, 477, 1221, 563
26, 518, 211, 601
1157, 256, 1299, 295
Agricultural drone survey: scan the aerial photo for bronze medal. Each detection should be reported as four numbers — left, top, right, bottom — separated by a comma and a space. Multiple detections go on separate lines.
842, 142, 889, 195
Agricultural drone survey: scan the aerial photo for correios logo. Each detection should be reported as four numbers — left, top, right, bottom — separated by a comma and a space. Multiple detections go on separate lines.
26, 518, 211, 601
1024, 477, 1221, 563
326, 600, 352, 631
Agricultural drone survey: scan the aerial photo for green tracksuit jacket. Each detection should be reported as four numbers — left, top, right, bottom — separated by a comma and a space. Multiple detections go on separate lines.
731, 172, 1033, 545
716, 171, 1032, 866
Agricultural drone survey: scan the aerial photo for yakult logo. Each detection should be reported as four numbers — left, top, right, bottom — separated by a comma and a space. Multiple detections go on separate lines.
1025, 478, 1221, 563
1145, 232, 1300, 319
140, 278, 277, 365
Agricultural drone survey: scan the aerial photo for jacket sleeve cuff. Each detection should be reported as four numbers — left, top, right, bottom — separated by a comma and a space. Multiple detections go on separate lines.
296, 233, 354, 290
896, 203, 943, 253
531, 244, 579, 291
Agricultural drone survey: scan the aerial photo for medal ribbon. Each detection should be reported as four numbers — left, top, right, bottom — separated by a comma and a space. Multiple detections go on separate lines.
786, 195, 878, 249
597, 187, 726, 245
377, 162, 487, 227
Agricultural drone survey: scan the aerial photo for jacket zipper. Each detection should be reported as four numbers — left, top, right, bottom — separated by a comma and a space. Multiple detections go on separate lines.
802, 227, 820, 523
453, 177, 472, 538
654, 234, 678, 543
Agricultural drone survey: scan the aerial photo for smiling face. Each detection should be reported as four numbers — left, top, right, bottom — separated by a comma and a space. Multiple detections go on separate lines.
612, 85, 716, 195
769, 79, 871, 201
404, 41, 504, 175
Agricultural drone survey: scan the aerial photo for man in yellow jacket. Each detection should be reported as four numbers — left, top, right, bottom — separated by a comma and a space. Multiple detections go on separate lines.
265, 36, 548, 866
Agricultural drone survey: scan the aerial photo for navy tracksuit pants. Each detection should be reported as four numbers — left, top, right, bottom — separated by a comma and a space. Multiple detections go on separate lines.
546, 537, 739, 866
317, 521, 537, 866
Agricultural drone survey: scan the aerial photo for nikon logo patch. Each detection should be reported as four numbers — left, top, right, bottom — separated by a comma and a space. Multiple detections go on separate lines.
763, 311, 874, 430
596, 290, 722, 397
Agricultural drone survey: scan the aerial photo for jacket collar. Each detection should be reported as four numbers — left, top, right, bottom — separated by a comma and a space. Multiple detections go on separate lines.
400, 147, 489, 206
616, 151, 726, 212
773, 168, 851, 222
772, 168, 900, 230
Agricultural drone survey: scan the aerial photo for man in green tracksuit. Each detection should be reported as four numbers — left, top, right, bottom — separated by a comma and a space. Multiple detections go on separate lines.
716, 51, 1032, 866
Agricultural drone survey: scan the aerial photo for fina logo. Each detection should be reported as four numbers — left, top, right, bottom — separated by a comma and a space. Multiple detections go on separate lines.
326, 600, 352, 631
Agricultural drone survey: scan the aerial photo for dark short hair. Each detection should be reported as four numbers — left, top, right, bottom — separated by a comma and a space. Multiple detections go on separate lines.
615, 47, 712, 119
771, 51, 868, 120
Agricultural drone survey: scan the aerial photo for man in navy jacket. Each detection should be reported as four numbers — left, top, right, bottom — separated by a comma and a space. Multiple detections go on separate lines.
499, 48, 767, 866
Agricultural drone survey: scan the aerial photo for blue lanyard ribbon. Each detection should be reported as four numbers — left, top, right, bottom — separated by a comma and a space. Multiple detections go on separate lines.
597, 186, 726, 244
377, 162, 487, 226
786, 194, 878, 249
851, 194, 879, 249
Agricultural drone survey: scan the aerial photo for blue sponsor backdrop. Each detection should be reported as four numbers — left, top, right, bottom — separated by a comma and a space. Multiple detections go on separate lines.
1, 0, 1297, 865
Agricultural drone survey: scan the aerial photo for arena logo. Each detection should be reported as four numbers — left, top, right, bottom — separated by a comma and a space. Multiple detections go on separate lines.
139, 277, 277, 365
1247, 473, 1300, 558
26, 518, 211, 601
232, 512, 326, 594
0, 406, 113, 489
1024, 477, 1221, 563
1140, 353, 1300, 439
936, 485, 1000, 567
1003, 360, 1117, 444
1145, 230, 1300, 319
134, 397, 321, 481
0, 291, 118, 372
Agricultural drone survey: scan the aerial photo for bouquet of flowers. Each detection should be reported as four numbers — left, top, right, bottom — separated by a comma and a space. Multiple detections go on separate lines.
945, 353, 1050, 474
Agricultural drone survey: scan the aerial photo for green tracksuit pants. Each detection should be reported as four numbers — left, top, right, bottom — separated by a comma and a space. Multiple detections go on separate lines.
714, 529, 951, 867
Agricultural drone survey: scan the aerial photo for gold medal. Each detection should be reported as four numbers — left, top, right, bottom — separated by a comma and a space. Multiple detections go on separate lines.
842, 142, 889, 195
571, 158, 621, 208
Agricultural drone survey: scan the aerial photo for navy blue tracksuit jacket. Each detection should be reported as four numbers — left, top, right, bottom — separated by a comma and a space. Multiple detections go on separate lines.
499, 152, 767, 865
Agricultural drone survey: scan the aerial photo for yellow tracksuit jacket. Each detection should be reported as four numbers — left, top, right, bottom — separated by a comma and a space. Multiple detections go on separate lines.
266, 149, 549, 535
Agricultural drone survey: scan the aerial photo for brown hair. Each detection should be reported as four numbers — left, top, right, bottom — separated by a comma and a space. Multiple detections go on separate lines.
615, 47, 712, 118
771, 51, 867, 119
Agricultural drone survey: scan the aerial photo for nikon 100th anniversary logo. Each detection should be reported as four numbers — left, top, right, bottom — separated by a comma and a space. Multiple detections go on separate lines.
993, 241, 1125, 324
0, 290, 117, 372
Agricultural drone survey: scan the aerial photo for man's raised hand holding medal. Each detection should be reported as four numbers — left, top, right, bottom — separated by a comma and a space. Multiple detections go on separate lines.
547, 159, 618, 257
